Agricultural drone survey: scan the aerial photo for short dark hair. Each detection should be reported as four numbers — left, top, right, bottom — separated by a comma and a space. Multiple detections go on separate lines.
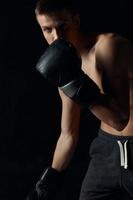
35, 0, 79, 16
34, 0, 113, 35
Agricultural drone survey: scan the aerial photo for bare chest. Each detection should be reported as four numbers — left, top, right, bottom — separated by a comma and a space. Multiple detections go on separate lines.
81, 53, 103, 92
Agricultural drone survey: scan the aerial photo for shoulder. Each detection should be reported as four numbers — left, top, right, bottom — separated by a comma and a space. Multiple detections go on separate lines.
95, 33, 133, 70
96, 33, 132, 52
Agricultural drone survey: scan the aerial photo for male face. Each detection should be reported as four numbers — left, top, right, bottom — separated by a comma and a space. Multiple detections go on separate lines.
36, 10, 80, 45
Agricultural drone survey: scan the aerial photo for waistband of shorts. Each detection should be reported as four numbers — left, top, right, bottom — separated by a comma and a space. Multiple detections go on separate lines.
98, 129, 133, 142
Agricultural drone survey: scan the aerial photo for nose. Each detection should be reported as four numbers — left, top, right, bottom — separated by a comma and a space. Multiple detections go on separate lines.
52, 28, 63, 41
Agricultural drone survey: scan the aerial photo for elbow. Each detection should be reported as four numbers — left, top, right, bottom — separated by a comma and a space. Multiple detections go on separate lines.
115, 121, 128, 132
115, 112, 129, 131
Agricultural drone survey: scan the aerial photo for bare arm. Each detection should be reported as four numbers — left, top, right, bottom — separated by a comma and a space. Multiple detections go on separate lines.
52, 89, 81, 171
90, 37, 131, 131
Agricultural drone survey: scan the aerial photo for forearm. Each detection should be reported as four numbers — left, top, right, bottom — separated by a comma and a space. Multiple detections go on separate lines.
34, 132, 78, 199
52, 131, 79, 171
90, 94, 129, 131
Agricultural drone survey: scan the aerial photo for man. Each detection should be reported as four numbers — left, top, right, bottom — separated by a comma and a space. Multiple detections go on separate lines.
30, 0, 133, 199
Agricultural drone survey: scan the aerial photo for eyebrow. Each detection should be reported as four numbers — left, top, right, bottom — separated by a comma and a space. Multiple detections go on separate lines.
41, 26, 50, 29
41, 21, 67, 29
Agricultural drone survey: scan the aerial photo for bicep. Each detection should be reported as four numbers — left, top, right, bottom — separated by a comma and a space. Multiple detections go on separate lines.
98, 38, 130, 111
58, 89, 81, 134
103, 59, 129, 110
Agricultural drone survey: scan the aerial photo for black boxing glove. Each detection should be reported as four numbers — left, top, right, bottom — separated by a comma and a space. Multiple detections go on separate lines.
36, 167, 64, 200
26, 167, 64, 200
36, 38, 101, 107
36, 38, 81, 87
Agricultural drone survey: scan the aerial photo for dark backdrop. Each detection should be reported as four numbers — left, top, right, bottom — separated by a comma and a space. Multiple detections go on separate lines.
0, 0, 132, 200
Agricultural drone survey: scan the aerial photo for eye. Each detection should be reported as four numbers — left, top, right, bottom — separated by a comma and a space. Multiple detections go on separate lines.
42, 27, 52, 34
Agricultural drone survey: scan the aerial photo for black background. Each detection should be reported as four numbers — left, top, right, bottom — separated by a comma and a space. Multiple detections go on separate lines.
0, 0, 132, 199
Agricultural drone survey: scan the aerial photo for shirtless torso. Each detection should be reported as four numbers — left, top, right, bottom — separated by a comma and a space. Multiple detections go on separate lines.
82, 33, 133, 136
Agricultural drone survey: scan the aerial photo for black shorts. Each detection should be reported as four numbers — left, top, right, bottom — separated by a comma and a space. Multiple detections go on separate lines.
79, 129, 133, 200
